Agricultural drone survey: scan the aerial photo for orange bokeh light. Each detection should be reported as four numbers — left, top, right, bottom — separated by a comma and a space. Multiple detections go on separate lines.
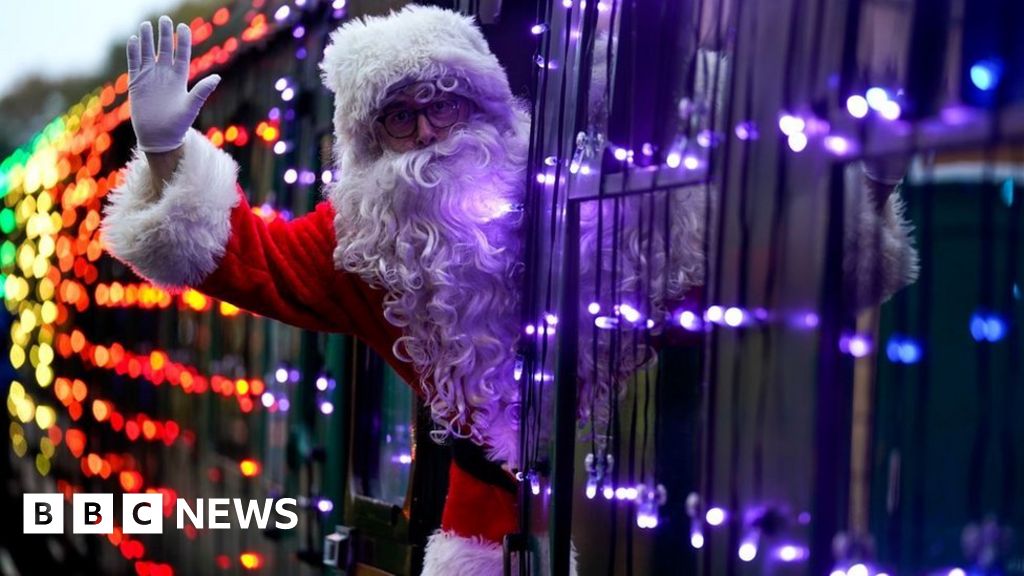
239, 459, 260, 477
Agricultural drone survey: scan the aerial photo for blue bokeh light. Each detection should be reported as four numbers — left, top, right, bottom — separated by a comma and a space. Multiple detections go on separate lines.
970, 59, 1003, 92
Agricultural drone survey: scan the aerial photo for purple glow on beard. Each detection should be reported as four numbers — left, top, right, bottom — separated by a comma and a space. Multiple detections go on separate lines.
330, 114, 529, 461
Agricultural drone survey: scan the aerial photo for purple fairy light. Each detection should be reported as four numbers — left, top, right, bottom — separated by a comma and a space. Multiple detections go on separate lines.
880, 100, 901, 121
738, 541, 758, 562
619, 303, 641, 323
846, 564, 869, 576
678, 311, 700, 330
824, 135, 851, 156
787, 132, 808, 152
776, 545, 808, 562
723, 307, 745, 327
865, 87, 888, 110
778, 114, 805, 136
705, 507, 726, 526
846, 95, 869, 118
705, 306, 724, 323
735, 122, 758, 140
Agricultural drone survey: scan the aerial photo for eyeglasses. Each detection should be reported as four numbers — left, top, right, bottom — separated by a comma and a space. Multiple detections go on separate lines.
376, 96, 467, 139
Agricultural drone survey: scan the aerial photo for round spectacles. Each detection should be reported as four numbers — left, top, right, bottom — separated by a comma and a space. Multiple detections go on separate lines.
377, 97, 466, 139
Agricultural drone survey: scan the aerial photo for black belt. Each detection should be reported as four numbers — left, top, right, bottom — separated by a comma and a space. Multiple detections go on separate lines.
451, 438, 518, 494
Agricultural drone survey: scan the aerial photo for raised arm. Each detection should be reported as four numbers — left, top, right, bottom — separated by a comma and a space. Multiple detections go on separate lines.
102, 127, 385, 335
100, 17, 388, 336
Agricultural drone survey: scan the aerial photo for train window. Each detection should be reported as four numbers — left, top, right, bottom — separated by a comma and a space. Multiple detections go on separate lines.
351, 342, 414, 506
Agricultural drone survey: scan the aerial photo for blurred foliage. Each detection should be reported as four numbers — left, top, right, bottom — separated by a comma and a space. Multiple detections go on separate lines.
0, 0, 227, 159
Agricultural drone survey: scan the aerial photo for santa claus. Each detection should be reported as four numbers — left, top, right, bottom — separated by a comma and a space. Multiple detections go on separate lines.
101, 5, 917, 576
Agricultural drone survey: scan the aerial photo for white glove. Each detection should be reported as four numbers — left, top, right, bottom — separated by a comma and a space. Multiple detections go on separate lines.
127, 16, 221, 153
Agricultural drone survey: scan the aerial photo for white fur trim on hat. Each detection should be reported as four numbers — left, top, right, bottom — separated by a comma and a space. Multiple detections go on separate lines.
422, 531, 577, 576
320, 5, 520, 164
101, 128, 240, 292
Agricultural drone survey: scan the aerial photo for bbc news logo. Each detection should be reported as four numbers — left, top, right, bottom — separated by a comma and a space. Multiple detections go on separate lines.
24, 494, 298, 534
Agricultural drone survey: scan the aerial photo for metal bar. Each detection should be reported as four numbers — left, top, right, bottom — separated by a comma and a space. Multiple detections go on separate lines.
810, 163, 855, 575
551, 199, 582, 575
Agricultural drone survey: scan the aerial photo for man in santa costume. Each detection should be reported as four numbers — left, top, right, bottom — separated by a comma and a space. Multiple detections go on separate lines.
101, 5, 917, 575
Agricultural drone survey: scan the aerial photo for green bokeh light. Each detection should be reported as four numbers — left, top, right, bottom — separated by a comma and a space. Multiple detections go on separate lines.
0, 209, 15, 235
1, 241, 16, 268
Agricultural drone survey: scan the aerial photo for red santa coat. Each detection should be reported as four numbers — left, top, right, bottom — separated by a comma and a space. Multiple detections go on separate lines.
102, 129, 527, 575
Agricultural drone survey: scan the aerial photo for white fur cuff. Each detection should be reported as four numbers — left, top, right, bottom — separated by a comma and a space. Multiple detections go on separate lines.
101, 128, 240, 291
422, 531, 577, 576
844, 188, 920, 309
422, 532, 504, 576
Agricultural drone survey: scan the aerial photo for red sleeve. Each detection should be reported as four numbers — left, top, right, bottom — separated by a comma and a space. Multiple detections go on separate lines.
195, 186, 389, 337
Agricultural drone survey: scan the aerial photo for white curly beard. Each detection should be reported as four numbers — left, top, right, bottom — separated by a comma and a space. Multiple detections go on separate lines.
328, 115, 530, 466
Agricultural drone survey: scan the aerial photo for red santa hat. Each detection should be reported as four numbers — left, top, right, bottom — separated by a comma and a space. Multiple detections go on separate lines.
320, 4, 526, 166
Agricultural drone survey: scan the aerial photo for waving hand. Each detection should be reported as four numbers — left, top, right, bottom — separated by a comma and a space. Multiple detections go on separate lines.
127, 16, 221, 153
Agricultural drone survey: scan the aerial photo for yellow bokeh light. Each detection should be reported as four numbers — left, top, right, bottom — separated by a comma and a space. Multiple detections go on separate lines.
35, 405, 56, 429
35, 454, 51, 476
37, 343, 53, 366
40, 301, 57, 324
4, 276, 18, 300
16, 396, 34, 424
11, 324, 29, 347
32, 255, 49, 279
38, 278, 55, 300
26, 213, 55, 239
23, 166, 40, 194
40, 437, 54, 458
36, 365, 53, 388
17, 244, 35, 271
37, 233, 55, 258
18, 196, 36, 220
19, 308, 36, 332
9, 345, 25, 369
6, 165, 24, 192
37, 189, 53, 212
4, 276, 29, 303
12, 435, 27, 457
